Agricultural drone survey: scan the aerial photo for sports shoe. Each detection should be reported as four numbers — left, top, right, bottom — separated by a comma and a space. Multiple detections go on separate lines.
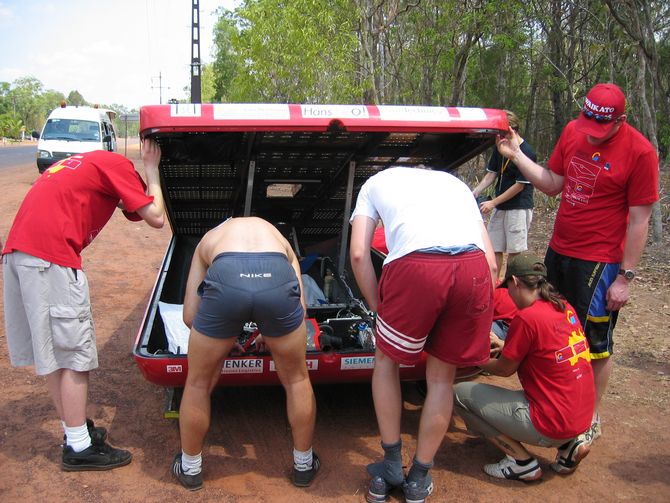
401, 475, 434, 503
171, 453, 203, 491
292, 452, 321, 487
551, 437, 590, 474
483, 455, 542, 482
583, 414, 602, 446
367, 475, 395, 503
62, 442, 132, 471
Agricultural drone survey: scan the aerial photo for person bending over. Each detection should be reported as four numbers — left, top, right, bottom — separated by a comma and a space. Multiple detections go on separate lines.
171, 216, 318, 491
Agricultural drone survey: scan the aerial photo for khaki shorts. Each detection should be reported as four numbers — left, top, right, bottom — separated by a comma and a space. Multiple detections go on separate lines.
487, 208, 533, 254
3, 251, 97, 375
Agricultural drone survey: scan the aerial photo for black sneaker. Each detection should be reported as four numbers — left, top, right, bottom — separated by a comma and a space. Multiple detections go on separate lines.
86, 418, 108, 445
367, 475, 394, 503
401, 475, 434, 503
292, 452, 321, 487
171, 453, 203, 491
62, 442, 132, 471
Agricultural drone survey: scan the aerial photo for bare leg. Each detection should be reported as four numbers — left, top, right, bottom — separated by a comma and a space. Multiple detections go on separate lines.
371, 348, 402, 444
46, 369, 89, 427
489, 434, 533, 460
264, 322, 315, 451
495, 252, 504, 279
591, 357, 613, 412
179, 329, 236, 455
415, 355, 456, 463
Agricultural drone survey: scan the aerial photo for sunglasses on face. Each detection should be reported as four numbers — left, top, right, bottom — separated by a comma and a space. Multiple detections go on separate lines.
582, 108, 614, 122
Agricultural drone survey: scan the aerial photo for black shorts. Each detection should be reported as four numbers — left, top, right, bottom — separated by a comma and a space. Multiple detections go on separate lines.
193, 252, 304, 339
545, 248, 619, 358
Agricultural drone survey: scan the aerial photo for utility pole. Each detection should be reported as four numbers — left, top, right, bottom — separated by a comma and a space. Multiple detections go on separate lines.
151, 72, 170, 104
190, 0, 202, 103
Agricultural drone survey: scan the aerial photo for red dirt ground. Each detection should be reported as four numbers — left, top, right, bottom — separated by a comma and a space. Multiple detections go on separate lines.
0, 143, 668, 502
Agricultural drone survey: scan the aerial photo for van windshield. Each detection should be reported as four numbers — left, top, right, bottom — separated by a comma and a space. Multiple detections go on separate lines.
42, 119, 100, 142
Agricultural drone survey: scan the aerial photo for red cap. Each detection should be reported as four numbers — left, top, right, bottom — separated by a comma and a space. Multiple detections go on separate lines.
574, 83, 626, 139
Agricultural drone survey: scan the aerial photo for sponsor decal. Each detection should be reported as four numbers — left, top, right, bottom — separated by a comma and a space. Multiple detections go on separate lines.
270, 359, 319, 372
341, 356, 375, 370
377, 105, 451, 122
166, 365, 183, 373
170, 103, 201, 117
300, 104, 369, 119
220, 359, 264, 374
213, 103, 290, 121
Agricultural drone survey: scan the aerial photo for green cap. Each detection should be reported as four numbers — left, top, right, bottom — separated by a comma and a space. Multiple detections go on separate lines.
500, 253, 547, 288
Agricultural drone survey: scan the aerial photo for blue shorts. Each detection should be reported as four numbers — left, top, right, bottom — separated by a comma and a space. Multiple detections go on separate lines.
545, 248, 619, 358
193, 252, 304, 339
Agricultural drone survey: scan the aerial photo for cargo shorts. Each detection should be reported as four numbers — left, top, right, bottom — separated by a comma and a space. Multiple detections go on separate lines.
3, 251, 98, 375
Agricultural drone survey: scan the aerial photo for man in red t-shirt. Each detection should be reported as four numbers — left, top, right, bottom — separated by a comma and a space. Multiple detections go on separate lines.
2, 139, 166, 472
496, 83, 659, 446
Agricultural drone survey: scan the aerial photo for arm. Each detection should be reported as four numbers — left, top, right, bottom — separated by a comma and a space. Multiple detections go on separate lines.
606, 204, 653, 311
480, 220, 498, 284
496, 128, 564, 196
479, 182, 525, 214
472, 171, 497, 198
285, 241, 307, 314
480, 355, 519, 377
350, 215, 379, 311
182, 242, 209, 328
135, 138, 166, 228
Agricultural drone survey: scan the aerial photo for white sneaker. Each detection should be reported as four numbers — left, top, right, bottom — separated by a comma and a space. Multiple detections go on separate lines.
483, 455, 542, 481
582, 413, 601, 446
550, 437, 591, 474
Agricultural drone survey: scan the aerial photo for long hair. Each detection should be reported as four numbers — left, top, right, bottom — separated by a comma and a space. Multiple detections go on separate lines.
516, 274, 566, 312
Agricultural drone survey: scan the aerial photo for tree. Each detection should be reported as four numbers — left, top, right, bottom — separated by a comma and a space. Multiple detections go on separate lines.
67, 90, 87, 106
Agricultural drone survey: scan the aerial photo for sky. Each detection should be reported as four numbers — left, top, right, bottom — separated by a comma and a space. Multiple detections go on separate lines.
0, 0, 240, 110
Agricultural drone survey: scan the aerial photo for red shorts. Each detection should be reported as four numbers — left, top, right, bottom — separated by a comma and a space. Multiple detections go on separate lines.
375, 251, 492, 366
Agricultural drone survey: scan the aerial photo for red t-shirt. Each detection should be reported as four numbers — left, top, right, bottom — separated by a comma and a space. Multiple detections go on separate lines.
502, 299, 595, 439
548, 121, 658, 262
372, 227, 389, 255
493, 282, 517, 323
2, 151, 153, 269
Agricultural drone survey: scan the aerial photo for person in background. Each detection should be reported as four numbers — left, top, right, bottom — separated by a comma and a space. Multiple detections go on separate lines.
454, 253, 594, 481
172, 216, 318, 491
496, 83, 659, 445
350, 165, 496, 503
488, 283, 518, 358
2, 139, 166, 471
472, 110, 536, 279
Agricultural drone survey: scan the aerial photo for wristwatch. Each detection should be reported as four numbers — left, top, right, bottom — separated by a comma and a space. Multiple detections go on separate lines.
618, 269, 636, 281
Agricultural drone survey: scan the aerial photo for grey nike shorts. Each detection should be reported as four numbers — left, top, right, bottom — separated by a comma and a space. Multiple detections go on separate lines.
193, 252, 304, 338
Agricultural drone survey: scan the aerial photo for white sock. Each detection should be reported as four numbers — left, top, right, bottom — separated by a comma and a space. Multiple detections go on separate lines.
64, 423, 92, 453
293, 447, 313, 471
181, 451, 202, 475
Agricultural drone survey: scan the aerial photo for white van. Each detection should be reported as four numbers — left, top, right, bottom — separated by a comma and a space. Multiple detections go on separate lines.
35, 104, 118, 173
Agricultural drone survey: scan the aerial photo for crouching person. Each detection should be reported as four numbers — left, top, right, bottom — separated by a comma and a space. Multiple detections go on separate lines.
172, 216, 318, 491
454, 253, 594, 481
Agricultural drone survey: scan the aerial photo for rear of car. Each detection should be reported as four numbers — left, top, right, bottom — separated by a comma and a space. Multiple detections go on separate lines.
133, 103, 508, 414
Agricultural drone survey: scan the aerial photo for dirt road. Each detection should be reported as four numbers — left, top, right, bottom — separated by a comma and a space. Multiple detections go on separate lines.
0, 145, 668, 502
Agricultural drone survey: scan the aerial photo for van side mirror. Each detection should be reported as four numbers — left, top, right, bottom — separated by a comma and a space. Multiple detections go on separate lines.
31, 130, 40, 139
103, 134, 112, 149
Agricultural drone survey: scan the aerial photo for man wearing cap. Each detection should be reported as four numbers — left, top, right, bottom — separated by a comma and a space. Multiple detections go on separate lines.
496, 83, 659, 445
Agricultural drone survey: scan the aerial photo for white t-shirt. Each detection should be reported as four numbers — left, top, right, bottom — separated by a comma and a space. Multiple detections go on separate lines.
350, 167, 484, 264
